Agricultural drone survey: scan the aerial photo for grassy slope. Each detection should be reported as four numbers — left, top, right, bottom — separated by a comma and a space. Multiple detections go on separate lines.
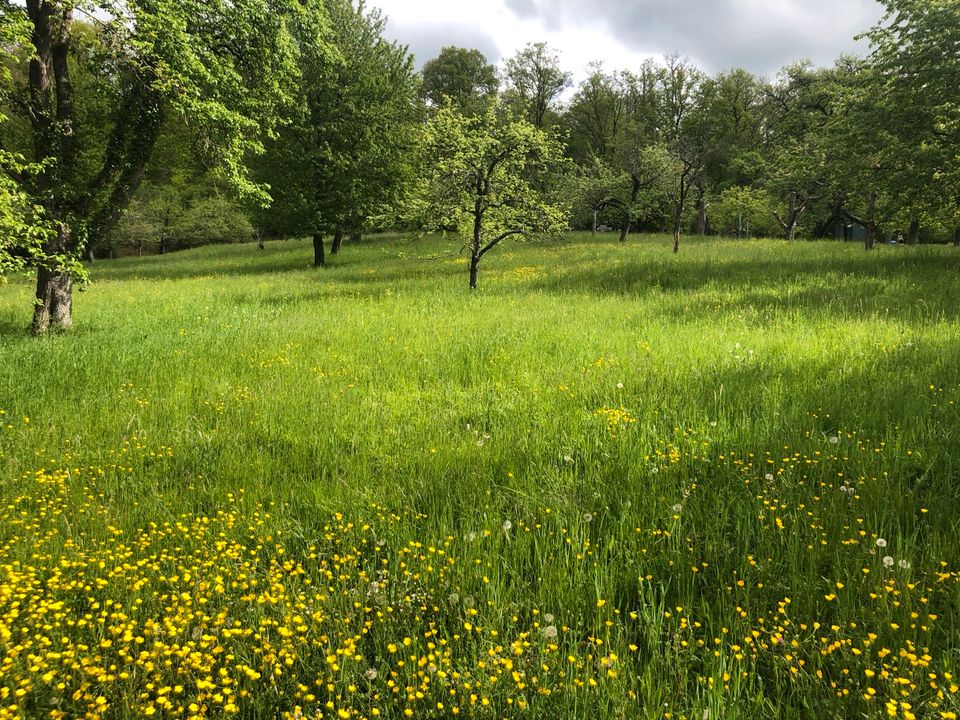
1, 233, 959, 719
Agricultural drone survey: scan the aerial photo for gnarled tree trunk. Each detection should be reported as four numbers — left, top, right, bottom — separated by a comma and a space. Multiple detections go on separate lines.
32, 223, 73, 333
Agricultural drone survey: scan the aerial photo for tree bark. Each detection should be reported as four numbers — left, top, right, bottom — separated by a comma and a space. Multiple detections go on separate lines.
32, 268, 72, 334
331, 227, 345, 254
469, 254, 480, 289
32, 223, 73, 334
695, 185, 707, 236
954, 226, 960, 247
592, 208, 598, 235
87, 247, 95, 263
774, 191, 805, 242
313, 231, 325, 267
673, 204, 682, 254
618, 216, 630, 243
908, 217, 920, 245
864, 191, 877, 251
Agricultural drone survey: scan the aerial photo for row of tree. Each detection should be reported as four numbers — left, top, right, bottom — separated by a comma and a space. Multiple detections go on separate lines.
1, 0, 958, 333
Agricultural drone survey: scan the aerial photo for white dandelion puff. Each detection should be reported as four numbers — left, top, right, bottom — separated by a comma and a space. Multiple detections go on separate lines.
883, 556, 895, 567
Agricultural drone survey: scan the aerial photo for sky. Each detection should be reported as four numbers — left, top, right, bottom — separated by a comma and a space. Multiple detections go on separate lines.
369, 0, 886, 82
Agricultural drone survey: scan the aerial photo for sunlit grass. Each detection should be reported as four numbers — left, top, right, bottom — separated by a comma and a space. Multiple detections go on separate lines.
1, 233, 959, 719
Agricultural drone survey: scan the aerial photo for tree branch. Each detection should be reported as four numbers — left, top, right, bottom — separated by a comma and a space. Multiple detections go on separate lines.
477, 229, 526, 258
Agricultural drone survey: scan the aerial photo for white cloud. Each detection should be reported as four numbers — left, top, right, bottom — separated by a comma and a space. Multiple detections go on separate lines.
370, 0, 884, 82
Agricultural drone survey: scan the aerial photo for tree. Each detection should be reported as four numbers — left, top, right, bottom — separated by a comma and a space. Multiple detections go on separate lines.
565, 158, 629, 233
0, 5, 58, 279
503, 42, 571, 128
564, 64, 625, 164
2, 0, 318, 333
710, 186, 777, 238
661, 56, 706, 252
863, 0, 960, 246
420, 46, 498, 114
256, 0, 421, 265
416, 102, 569, 289
610, 62, 669, 242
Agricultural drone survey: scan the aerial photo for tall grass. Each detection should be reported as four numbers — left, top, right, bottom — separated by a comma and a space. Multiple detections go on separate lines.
1, 233, 958, 719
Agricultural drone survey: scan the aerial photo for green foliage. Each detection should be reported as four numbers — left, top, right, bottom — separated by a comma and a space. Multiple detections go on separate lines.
863, 0, 960, 234
710, 185, 778, 237
2, 0, 328, 329
112, 185, 252, 254
420, 46, 498, 114
256, 0, 421, 241
503, 42, 571, 128
415, 102, 570, 285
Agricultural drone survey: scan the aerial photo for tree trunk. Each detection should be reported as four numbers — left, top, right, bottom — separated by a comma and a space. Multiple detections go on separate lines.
864, 191, 877, 251
618, 215, 629, 243
87, 246, 95, 263
32, 268, 73, 334
954, 226, 960, 247
673, 204, 682, 253
313, 231, 325, 267
469, 254, 480, 289
908, 218, 920, 245
32, 222, 74, 334
786, 224, 796, 242
331, 227, 344, 255
592, 208, 598, 235
695, 189, 707, 236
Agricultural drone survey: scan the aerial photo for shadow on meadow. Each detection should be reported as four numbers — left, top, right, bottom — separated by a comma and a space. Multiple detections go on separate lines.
529, 244, 960, 320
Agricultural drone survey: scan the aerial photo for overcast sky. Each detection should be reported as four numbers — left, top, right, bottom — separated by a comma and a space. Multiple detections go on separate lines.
370, 0, 885, 82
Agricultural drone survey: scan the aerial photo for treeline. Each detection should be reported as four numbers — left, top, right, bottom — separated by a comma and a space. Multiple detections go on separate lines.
0, 0, 958, 333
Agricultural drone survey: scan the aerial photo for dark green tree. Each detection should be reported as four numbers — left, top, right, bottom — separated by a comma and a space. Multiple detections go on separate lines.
420, 46, 498, 114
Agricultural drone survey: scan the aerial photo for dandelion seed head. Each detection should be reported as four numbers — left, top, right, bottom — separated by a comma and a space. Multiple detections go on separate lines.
883, 556, 895, 567
542, 625, 558, 639
876, 538, 887, 548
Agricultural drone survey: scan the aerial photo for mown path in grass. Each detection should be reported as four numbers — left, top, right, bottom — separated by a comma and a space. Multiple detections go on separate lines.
1, 234, 959, 719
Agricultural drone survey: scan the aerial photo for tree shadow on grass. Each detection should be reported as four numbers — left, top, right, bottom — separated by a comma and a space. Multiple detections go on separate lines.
530, 248, 960, 321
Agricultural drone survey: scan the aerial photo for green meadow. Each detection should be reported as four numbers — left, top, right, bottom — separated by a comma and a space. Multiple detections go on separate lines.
1, 234, 959, 720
